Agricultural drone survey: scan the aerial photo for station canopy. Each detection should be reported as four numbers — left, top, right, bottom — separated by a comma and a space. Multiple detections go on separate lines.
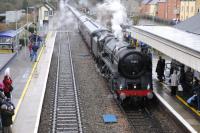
0, 30, 17, 45
0, 30, 17, 38
130, 26, 200, 72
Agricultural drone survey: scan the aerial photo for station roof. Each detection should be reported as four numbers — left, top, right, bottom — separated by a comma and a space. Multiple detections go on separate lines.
174, 13, 200, 35
130, 25, 200, 72
0, 30, 17, 38
134, 26, 200, 53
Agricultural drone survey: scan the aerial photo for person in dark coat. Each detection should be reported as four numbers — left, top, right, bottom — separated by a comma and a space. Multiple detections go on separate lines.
1, 99, 14, 133
179, 65, 185, 90
161, 59, 166, 81
193, 81, 200, 111
184, 68, 193, 95
0, 83, 6, 104
156, 56, 163, 82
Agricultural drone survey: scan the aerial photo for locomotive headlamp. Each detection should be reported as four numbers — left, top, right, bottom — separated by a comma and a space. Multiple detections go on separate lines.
120, 84, 123, 90
147, 84, 150, 90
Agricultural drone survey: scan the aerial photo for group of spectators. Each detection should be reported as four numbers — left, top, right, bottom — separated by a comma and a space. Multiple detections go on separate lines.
123, 32, 138, 48
0, 68, 15, 133
156, 57, 200, 110
28, 33, 42, 62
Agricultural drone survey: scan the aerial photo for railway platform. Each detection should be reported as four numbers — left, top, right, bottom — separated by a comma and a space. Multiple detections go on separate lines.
153, 80, 199, 132
0, 31, 56, 133
11, 32, 56, 133
152, 55, 200, 132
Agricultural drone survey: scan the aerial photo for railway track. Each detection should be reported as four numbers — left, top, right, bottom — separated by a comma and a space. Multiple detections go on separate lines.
124, 105, 162, 133
120, 100, 181, 133
51, 32, 83, 132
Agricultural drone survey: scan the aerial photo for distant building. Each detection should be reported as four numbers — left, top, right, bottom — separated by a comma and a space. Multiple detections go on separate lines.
140, 0, 152, 15
38, 2, 55, 26
166, 0, 180, 20
180, 0, 196, 21
149, 0, 159, 16
157, 0, 167, 19
196, 0, 200, 13
5, 10, 24, 24
140, 0, 181, 20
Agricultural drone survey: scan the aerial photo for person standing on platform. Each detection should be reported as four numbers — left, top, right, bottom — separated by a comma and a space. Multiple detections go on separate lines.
184, 68, 193, 95
179, 65, 185, 90
161, 58, 166, 81
31, 44, 39, 62
196, 84, 200, 111
156, 56, 163, 82
191, 79, 200, 111
170, 71, 178, 95
3, 68, 13, 99
1, 99, 15, 133
0, 83, 5, 102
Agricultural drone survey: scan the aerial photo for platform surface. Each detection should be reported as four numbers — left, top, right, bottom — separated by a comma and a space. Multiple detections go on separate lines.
0, 53, 17, 73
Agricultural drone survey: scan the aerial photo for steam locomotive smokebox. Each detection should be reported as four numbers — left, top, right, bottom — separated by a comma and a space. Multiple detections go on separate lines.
118, 50, 146, 79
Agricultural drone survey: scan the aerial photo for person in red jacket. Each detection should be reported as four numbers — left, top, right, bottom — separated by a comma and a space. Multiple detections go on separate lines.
3, 75, 13, 99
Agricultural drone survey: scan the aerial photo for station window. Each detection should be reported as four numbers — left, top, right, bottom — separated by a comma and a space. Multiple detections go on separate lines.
44, 11, 48, 17
49, 11, 53, 16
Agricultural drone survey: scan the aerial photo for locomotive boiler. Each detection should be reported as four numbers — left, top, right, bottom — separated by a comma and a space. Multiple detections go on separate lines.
67, 5, 153, 103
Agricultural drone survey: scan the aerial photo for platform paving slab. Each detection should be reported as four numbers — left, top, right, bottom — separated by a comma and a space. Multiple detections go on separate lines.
0, 53, 17, 73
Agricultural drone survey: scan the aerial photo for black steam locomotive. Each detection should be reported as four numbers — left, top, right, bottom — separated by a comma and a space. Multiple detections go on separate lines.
67, 5, 153, 103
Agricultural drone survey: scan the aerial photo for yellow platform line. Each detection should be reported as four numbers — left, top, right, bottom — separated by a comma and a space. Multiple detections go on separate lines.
176, 95, 200, 116
13, 32, 51, 121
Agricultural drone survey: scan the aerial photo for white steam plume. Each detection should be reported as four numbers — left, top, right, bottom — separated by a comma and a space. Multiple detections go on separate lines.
79, 0, 89, 6
96, 0, 127, 40
49, 0, 75, 31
